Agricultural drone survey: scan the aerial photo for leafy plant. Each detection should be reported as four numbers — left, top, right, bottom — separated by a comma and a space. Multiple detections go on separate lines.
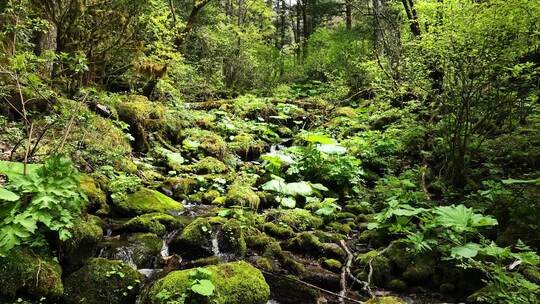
0, 155, 86, 256
189, 268, 215, 297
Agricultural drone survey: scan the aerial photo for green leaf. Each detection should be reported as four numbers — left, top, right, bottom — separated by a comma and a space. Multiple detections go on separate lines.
0, 188, 20, 202
317, 144, 347, 155
501, 178, 540, 185
277, 196, 296, 208
191, 279, 215, 296
303, 133, 335, 144
282, 182, 313, 197
451, 243, 481, 259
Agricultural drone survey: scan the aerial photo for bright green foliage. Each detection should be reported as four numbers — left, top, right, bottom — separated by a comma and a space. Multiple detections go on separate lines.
0, 156, 85, 256
114, 188, 183, 216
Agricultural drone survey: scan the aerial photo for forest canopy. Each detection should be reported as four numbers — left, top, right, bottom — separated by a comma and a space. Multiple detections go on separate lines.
0, 0, 539, 303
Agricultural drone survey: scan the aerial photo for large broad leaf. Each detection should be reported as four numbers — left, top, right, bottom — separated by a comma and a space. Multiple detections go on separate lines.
303, 133, 335, 144
0, 188, 20, 202
451, 243, 481, 259
282, 182, 313, 197
0, 161, 41, 180
434, 205, 497, 232
261, 179, 287, 193
191, 279, 215, 296
277, 196, 296, 208
262, 152, 295, 168
317, 144, 347, 155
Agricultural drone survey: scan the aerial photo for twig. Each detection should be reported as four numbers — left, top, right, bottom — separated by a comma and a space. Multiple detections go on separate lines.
59, 93, 89, 152
339, 239, 354, 304
365, 243, 394, 298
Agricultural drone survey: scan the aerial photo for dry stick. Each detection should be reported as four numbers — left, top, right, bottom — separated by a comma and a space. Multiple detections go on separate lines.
365, 243, 395, 298
259, 269, 365, 304
23, 123, 34, 176
58, 94, 88, 152
340, 239, 354, 304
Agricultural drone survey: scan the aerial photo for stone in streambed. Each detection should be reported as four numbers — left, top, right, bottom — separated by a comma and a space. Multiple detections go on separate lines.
114, 188, 183, 216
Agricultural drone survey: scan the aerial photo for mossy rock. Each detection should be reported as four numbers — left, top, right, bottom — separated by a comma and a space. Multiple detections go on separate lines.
265, 208, 323, 232
220, 219, 247, 257
0, 247, 63, 300
121, 212, 184, 236
402, 256, 435, 283
143, 261, 270, 304
117, 95, 166, 151
61, 215, 103, 273
523, 266, 540, 284
203, 190, 221, 204
388, 279, 407, 292
365, 296, 406, 304
100, 233, 163, 269
114, 188, 183, 216
283, 232, 345, 260
182, 128, 229, 159
245, 228, 278, 252
64, 258, 143, 304
225, 183, 260, 210
193, 157, 228, 174
355, 250, 392, 286
229, 132, 266, 160
322, 259, 342, 273
263, 222, 295, 239
169, 217, 226, 258
79, 175, 108, 214
334, 106, 358, 118
161, 176, 199, 200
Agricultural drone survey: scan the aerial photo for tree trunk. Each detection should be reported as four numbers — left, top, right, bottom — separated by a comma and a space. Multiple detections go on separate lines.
346, 0, 352, 31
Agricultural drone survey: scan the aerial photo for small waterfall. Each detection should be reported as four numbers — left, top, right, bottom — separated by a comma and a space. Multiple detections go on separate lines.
160, 230, 177, 257
114, 247, 137, 268
211, 230, 221, 258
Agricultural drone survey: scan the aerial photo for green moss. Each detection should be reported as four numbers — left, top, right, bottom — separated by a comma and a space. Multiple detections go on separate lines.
145, 261, 270, 304
284, 232, 345, 260
193, 156, 228, 174
365, 296, 406, 304
183, 128, 229, 159
245, 228, 277, 252
114, 188, 183, 216
334, 106, 358, 118
203, 190, 221, 204
212, 196, 227, 206
62, 215, 103, 272
523, 266, 540, 284
335, 212, 357, 219
169, 217, 225, 258
162, 177, 199, 200
355, 250, 391, 285
343, 202, 373, 215
116, 95, 166, 151
222, 219, 247, 257
79, 175, 108, 213
322, 259, 342, 272
265, 208, 323, 232
229, 132, 266, 160
226, 183, 260, 210
255, 257, 274, 271
402, 255, 435, 283
263, 222, 295, 239
64, 258, 143, 304
121, 213, 183, 236
0, 247, 63, 300
327, 221, 353, 234
281, 253, 306, 275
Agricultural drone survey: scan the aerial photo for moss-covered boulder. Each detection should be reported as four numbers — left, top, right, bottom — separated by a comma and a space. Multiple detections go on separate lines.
169, 217, 225, 258
192, 156, 228, 174
229, 132, 266, 160
225, 183, 260, 210
116, 95, 166, 151
64, 258, 143, 304
182, 128, 229, 159
120, 212, 185, 236
79, 175, 109, 214
283, 232, 345, 260
0, 247, 63, 300
143, 261, 270, 304
161, 176, 199, 200
220, 219, 247, 257
99, 233, 163, 269
354, 250, 392, 286
263, 222, 295, 239
61, 215, 103, 273
114, 188, 183, 216
322, 258, 342, 273
265, 208, 323, 232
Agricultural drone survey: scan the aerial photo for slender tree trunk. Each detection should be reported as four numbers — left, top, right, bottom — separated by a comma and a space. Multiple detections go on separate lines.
346, 0, 352, 31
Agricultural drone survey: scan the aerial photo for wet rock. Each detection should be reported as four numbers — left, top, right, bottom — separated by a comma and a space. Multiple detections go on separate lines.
99, 233, 162, 269
263, 222, 295, 239
229, 132, 267, 160
113, 188, 183, 216
120, 212, 185, 236
79, 175, 109, 214
0, 247, 63, 300
300, 265, 341, 291
263, 273, 320, 304
182, 128, 229, 159
226, 182, 260, 210
61, 215, 103, 273
354, 250, 392, 286
161, 176, 198, 200
64, 258, 143, 304
142, 261, 270, 304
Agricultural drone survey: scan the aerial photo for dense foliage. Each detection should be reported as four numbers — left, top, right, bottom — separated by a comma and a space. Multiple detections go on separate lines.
0, 0, 538, 303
